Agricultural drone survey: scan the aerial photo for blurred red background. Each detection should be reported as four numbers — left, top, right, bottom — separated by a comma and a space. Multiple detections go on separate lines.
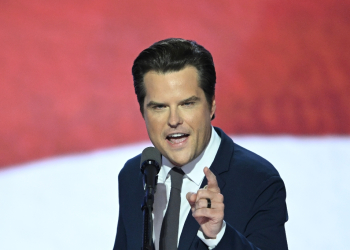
1, 0, 349, 168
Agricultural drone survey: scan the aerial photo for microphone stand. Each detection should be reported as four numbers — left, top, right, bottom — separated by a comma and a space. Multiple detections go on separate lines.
140, 158, 160, 250
141, 186, 156, 250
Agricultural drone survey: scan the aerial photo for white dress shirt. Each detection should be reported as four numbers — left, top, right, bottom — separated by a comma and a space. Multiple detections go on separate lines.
153, 126, 226, 250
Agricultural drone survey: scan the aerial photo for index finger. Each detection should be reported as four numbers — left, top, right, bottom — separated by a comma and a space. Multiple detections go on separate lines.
204, 167, 220, 193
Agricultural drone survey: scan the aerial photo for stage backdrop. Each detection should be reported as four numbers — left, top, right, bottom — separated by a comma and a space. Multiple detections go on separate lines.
1, 0, 349, 168
1, 2, 350, 250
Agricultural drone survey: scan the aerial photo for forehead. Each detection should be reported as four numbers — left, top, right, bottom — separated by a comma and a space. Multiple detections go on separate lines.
143, 66, 202, 101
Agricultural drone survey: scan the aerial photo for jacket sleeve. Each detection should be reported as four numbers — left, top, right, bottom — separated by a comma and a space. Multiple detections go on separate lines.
113, 208, 127, 250
113, 170, 128, 250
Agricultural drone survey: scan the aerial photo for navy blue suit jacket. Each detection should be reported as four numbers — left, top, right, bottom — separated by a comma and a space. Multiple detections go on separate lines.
113, 127, 288, 249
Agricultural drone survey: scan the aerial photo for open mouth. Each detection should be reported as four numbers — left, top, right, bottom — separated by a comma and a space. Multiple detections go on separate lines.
166, 133, 189, 144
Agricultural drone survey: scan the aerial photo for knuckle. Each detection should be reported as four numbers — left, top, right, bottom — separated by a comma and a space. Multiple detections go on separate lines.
199, 199, 208, 209
197, 189, 203, 196
217, 193, 224, 202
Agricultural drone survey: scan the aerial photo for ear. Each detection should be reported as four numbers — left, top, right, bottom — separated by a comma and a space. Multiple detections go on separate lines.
210, 96, 216, 119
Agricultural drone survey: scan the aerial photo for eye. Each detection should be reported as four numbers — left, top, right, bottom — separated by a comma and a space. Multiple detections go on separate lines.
182, 102, 195, 107
152, 104, 166, 110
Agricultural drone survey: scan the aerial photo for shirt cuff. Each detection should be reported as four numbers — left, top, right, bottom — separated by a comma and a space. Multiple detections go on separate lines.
197, 221, 226, 249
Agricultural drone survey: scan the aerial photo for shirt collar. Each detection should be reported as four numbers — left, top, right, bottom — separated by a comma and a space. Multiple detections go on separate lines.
158, 126, 221, 186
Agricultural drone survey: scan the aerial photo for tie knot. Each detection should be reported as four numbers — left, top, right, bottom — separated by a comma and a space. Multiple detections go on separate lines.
169, 167, 184, 190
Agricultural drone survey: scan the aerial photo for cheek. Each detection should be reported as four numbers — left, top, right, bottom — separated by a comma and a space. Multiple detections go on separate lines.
145, 115, 164, 136
187, 113, 207, 130
191, 114, 212, 142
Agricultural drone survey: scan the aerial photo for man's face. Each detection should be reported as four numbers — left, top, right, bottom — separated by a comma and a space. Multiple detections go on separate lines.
143, 66, 216, 167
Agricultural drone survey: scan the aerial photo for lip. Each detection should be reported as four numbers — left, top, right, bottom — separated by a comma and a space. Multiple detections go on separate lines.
165, 133, 190, 148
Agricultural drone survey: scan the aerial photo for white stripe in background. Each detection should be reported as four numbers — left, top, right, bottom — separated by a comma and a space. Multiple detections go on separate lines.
0, 136, 349, 250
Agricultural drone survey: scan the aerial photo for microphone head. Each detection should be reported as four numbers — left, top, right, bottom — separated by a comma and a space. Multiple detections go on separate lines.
140, 147, 162, 173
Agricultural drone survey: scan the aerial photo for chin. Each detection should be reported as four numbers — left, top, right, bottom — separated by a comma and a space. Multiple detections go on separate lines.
168, 154, 192, 167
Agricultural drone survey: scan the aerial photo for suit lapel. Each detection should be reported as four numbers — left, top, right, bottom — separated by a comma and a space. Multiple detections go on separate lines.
178, 127, 234, 249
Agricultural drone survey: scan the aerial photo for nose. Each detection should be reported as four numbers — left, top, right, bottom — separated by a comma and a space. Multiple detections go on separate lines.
167, 107, 183, 128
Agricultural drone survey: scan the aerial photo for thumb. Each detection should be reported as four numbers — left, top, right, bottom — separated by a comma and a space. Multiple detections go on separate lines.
186, 192, 197, 207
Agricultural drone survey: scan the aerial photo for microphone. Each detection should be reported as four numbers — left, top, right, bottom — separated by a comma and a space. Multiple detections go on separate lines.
140, 147, 161, 249
140, 147, 161, 193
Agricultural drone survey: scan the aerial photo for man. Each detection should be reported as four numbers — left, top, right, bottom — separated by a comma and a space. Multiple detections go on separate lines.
113, 38, 288, 250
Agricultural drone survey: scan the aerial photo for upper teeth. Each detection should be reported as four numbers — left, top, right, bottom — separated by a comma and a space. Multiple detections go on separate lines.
169, 133, 184, 138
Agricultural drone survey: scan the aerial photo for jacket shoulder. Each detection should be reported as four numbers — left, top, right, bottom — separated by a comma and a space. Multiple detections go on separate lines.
232, 142, 280, 179
118, 154, 142, 183
214, 127, 280, 180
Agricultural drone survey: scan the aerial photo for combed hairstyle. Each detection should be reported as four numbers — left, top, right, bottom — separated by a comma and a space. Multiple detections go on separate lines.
132, 38, 216, 120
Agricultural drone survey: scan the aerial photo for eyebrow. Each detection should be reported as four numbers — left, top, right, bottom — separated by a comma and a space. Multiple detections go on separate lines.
146, 96, 201, 108
179, 96, 201, 104
146, 101, 164, 108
